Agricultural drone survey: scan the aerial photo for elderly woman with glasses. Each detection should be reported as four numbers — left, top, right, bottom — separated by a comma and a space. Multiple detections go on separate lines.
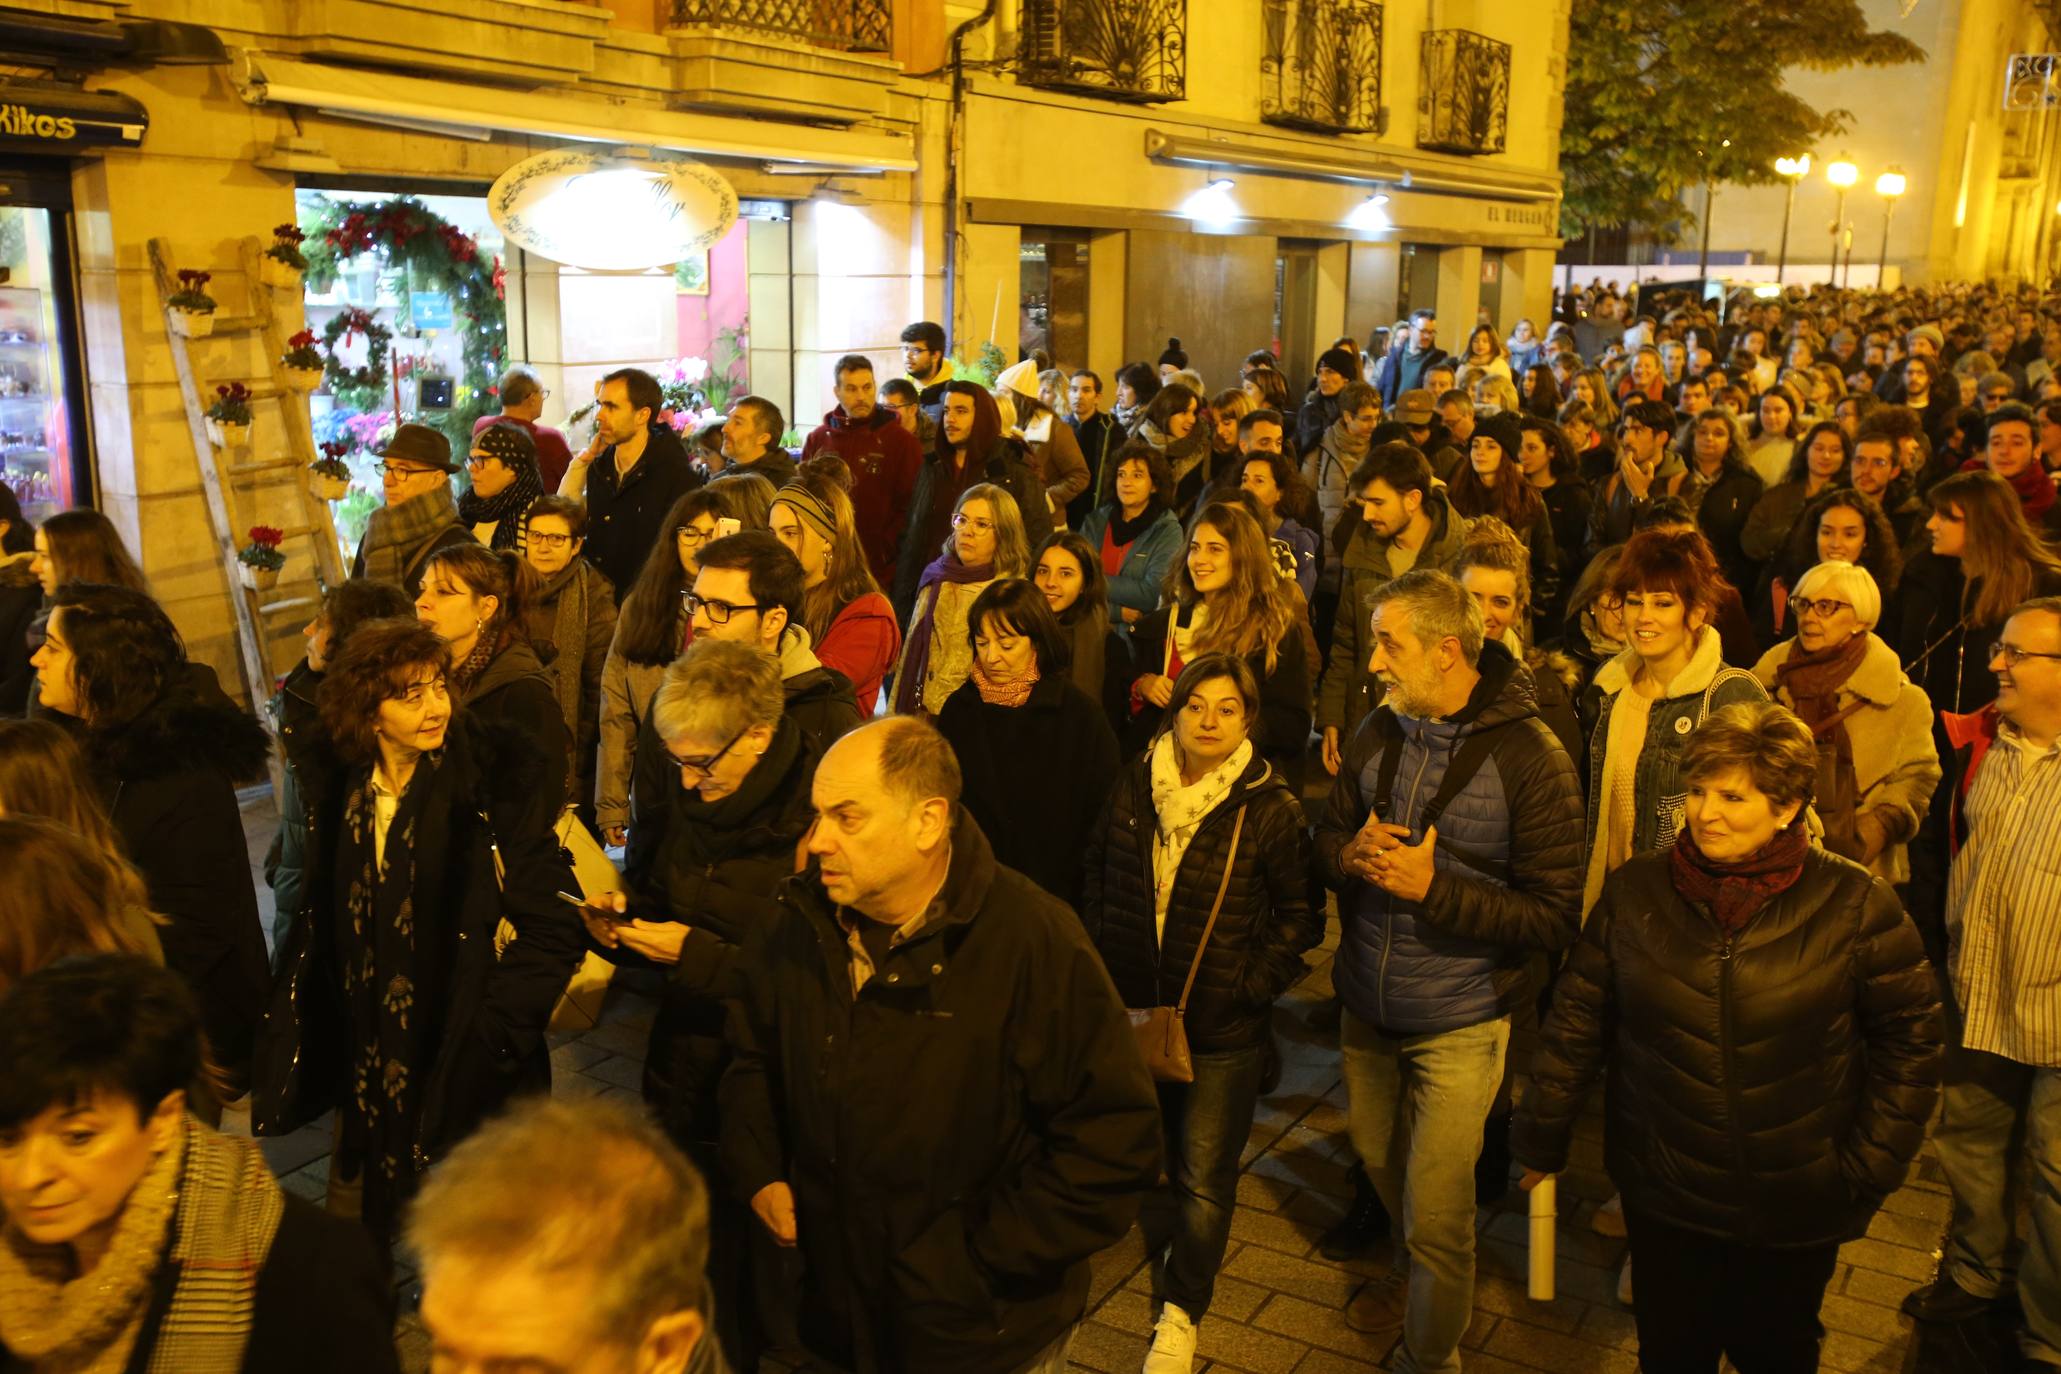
577, 636, 816, 1373
1751, 560, 1940, 882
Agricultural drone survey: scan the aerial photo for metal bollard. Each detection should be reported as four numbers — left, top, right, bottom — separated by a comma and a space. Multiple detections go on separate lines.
1528, 1175, 1557, 1301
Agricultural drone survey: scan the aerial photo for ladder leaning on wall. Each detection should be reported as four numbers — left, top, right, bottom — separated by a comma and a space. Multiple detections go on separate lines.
147, 235, 346, 795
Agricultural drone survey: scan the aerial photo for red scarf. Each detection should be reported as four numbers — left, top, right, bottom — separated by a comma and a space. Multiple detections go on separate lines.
1962, 453, 2057, 521
1667, 821, 1809, 934
971, 659, 1039, 707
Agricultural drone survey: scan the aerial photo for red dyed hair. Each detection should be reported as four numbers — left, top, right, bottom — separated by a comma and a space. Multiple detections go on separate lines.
1607, 528, 1730, 617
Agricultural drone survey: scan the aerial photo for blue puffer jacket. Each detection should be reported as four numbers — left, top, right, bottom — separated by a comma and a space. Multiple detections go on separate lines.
1315, 643, 1586, 1034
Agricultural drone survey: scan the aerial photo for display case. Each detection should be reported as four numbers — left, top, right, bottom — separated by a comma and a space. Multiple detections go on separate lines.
0, 207, 75, 525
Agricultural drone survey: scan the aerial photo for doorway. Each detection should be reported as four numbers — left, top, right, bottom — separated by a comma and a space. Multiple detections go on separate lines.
1275, 241, 1321, 387
1019, 228, 1090, 370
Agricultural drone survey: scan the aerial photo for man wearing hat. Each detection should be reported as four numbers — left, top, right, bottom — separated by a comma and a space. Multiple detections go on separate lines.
1295, 345, 1361, 457
995, 358, 1088, 530
1378, 309, 1449, 409
351, 422, 477, 600
460, 420, 546, 554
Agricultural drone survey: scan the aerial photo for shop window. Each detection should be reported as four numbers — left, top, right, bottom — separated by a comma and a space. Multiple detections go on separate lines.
0, 204, 84, 525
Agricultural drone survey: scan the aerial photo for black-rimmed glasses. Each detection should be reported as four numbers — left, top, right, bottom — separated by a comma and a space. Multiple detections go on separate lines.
682, 592, 765, 624
665, 724, 748, 778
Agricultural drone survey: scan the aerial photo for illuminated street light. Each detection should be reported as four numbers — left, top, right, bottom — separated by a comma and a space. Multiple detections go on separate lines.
1875, 167, 1907, 287
1184, 176, 1239, 228
1773, 154, 1812, 283
1827, 156, 1859, 287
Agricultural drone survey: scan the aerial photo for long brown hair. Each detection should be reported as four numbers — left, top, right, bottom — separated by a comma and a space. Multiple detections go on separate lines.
779, 471, 881, 644
1448, 440, 1546, 533
422, 543, 542, 656
0, 720, 143, 874
1167, 499, 1295, 671
0, 815, 161, 994
617, 487, 732, 666
1929, 470, 2061, 625
39, 510, 149, 593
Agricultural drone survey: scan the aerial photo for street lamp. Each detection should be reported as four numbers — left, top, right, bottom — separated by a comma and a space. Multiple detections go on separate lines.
1773, 154, 1812, 283
1827, 156, 1859, 287
1874, 167, 1907, 288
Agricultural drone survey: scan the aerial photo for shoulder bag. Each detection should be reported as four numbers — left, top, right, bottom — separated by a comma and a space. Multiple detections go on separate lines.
1128, 805, 1247, 1083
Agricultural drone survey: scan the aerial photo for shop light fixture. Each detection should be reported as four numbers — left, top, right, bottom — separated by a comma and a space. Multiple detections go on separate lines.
1183, 177, 1240, 228
1347, 191, 1391, 232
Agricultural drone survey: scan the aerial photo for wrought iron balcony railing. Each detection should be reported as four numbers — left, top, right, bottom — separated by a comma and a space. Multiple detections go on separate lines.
1418, 28, 1509, 155
669, 0, 890, 52
1020, 0, 1188, 104
1261, 0, 1381, 134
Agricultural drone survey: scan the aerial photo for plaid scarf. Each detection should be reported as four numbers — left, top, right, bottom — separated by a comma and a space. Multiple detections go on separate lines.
356, 484, 460, 586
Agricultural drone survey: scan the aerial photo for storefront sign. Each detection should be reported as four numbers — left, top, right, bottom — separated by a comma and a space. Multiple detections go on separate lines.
490, 146, 738, 271
0, 86, 148, 151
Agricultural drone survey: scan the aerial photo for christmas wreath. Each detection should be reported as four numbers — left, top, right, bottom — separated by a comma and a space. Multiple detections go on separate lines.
320, 307, 392, 392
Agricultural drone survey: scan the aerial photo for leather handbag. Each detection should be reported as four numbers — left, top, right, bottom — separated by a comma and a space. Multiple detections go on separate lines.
1128, 805, 1247, 1084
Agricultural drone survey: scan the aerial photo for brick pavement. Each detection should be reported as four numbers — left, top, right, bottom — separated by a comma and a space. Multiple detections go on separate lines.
235, 792, 1987, 1374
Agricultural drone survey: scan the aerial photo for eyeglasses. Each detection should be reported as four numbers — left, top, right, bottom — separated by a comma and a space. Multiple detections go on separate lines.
464, 453, 501, 469
682, 592, 765, 624
951, 514, 996, 534
664, 724, 747, 778
1991, 641, 2061, 667
1984, 391, 2013, 404
528, 532, 575, 550
676, 525, 716, 546
1792, 597, 1853, 619
380, 462, 439, 478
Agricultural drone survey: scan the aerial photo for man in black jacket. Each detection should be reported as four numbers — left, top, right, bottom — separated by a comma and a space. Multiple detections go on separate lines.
721, 717, 1162, 1374
561, 367, 702, 602
1313, 570, 1583, 1368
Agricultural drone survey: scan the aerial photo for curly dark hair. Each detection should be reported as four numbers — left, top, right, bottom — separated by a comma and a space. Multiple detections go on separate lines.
316, 618, 453, 765
48, 584, 183, 728
1109, 440, 1176, 508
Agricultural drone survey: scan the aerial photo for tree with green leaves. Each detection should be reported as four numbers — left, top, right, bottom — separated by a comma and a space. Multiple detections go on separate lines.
1559, 0, 1924, 241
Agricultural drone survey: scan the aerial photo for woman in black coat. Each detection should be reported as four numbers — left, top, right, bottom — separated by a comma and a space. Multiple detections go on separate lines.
416, 543, 573, 801
1082, 652, 1317, 1364
30, 584, 271, 1093
1512, 702, 1940, 1372
938, 579, 1120, 909
252, 620, 581, 1247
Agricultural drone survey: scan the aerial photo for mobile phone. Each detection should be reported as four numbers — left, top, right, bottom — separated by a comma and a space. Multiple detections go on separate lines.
716, 516, 741, 538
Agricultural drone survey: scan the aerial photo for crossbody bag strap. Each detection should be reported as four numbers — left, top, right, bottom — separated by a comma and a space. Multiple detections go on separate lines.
1176, 805, 1247, 1014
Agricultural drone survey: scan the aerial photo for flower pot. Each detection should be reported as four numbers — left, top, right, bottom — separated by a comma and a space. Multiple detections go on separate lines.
239, 564, 280, 593
259, 257, 302, 290
308, 472, 351, 502
283, 366, 323, 393
206, 417, 251, 449
168, 308, 214, 338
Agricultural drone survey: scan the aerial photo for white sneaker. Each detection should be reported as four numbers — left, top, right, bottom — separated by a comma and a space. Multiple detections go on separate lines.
1142, 1302, 1198, 1374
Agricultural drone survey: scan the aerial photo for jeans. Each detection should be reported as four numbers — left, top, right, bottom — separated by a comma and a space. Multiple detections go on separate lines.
1340, 1011, 1509, 1374
1157, 1042, 1268, 1318
1621, 1208, 1839, 1373
1933, 1040, 2061, 1361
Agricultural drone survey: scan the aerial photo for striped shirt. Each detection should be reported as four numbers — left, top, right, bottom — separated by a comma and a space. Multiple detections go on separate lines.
1947, 720, 2061, 1066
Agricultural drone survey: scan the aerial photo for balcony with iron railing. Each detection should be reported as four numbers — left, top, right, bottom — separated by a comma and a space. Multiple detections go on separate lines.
668, 0, 892, 51
1260, 0, 1382, 134
1418, 28, 1509, 155
1019, 0, 1188, 104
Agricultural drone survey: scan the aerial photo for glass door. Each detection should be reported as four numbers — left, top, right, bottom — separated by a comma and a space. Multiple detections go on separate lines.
0, 196, 84, 523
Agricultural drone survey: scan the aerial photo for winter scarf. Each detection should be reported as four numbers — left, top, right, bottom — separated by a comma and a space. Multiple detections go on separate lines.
892, 550, 995, 714
0, 1119, 285, 1374
1138, 418, 1212, 490
357, 484, 462, 587
456, 466, 544, 552
1667, 819, 1809, 934
1774, 631, 1870, 849
1962, 453, 2057, 522
1321, 414, 1373, 480
971, 657, 1039, 706
539, 562, 592, 741
1109, 500, 1167, 549
448, 633, 499, 695
1147, 731, 1253, 942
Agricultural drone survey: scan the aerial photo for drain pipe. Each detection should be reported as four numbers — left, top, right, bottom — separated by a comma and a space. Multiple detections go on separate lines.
941, 0, 999, 350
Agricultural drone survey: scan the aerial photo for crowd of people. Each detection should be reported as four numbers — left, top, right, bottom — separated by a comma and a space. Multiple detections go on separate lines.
1, 277, 2059, 1374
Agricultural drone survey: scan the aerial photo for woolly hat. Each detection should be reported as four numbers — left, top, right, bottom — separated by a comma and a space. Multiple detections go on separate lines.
1473, 410, 1522, 461
471, 420, 538, 475
1907, 323, 1944, 353
1317, 346, 1359, 380
994, 358, 1041, 399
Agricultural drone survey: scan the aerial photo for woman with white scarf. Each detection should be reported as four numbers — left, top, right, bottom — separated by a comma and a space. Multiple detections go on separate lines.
1081, 653, 1318, 1374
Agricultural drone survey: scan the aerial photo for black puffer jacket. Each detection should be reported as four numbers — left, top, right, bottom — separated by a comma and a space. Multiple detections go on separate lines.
1082, 748, 1317, 1052
460, 639, 572, 801
1511, 848, 1942, 1248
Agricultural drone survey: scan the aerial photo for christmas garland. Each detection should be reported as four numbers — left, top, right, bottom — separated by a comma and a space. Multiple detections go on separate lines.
319, 307, 392, 392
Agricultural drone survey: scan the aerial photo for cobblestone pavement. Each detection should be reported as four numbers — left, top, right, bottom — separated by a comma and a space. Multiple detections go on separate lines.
236, 793, 1993, 1374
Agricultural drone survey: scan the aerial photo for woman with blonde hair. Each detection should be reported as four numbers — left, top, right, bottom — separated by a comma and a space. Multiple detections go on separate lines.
893, 481, 1030, 715
1127, 499, 1310, 772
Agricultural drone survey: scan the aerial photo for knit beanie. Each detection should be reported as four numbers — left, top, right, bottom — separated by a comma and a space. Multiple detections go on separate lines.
1473, 410, 1522, 461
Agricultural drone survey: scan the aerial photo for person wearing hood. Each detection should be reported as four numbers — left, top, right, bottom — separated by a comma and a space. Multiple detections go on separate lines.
937, 580, 1119, 909
0, 484, 37, 714
30, 584, 272, 1093
1312, 570, 1583, 1366
416, 545, 573, 801
1308, 381, 1382, 541
559, 367, 704, 604
268, 579, 415, 961
1318, 444, 1477, 776
520, 496, 618, 813
894, 382, 1044, 618
769, 476, 901, 712
1082, 653, 1318, 1373
351, 423, 478, 601
997, 358, 1089, 525
460, 420, 547, 555
801, 354, 923, 590
1078, 442, 1185, 641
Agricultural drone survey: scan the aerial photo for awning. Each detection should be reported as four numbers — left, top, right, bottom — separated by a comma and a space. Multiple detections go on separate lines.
231, 50, 916, 174
0, 82, 148, 152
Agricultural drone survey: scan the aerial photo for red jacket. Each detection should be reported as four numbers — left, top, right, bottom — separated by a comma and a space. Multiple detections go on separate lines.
815, 592, 902, 714
802, 408, 922, 589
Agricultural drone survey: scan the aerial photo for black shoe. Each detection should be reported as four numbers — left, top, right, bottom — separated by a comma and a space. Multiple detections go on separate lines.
1257, 1035, 1282, 1096
1475, 1113, 1513, 1205
1901, 1273, 1995, 1323
1319, 1166, 1391, 1260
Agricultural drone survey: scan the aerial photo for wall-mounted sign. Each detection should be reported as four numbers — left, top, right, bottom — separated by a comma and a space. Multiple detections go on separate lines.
490, 147, 738, 272
409, 292, 453, 330
0, 84, 148, 151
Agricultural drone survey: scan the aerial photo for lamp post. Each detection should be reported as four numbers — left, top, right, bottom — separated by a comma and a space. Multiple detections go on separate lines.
1874, 168, 1907, 288
1774, 154, 1811, 283
1827, 156, 1858, 287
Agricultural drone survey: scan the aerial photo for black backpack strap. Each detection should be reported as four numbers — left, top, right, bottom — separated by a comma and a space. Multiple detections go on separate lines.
1366, 710, 1407, 824
1420, 723, 1514, 880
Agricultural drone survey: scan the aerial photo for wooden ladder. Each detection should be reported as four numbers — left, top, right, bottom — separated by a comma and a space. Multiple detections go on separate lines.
147, 236, 347, 792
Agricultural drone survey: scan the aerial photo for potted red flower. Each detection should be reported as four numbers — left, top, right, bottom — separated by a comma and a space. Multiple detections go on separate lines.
282, 329, 324, 392
167, 269, 216, 337
237, 525, 286, 592
308, 440, 353, 502
205, 382, 254, 448
260, 224, 308, 289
